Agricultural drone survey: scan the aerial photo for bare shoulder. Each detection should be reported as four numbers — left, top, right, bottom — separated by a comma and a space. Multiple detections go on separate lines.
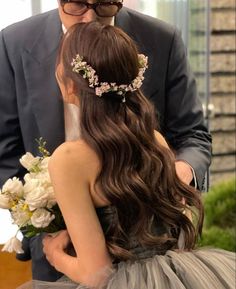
49, 140, 100, 181
154, 130, 169, 149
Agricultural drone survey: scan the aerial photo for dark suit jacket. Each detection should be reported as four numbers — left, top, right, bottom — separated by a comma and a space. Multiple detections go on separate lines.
0, 7, 211, 281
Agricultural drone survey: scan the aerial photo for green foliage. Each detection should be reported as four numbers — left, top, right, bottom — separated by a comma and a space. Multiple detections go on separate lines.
203, 178, 236, 228
36, 137, 50, 157
25, 204, 65, 238
198, 178, 236, 252
198, 227, 236, 251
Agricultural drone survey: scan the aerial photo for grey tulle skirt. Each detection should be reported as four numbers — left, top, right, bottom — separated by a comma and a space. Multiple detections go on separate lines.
17, 248, 235, 289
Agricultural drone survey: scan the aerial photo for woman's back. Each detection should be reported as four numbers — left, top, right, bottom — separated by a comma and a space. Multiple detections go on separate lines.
30, 22, 235, 289
45, 138, 235, 289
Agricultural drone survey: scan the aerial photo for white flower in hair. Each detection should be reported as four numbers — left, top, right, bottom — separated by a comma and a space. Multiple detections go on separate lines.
71, 55, 99, 88
71, 53, 148, 101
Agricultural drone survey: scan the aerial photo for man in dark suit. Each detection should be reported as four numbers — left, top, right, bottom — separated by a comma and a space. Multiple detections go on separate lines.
0, 0, 211, 281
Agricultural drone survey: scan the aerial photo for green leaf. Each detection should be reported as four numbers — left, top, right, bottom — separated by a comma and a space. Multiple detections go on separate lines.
35, 137, 50, 157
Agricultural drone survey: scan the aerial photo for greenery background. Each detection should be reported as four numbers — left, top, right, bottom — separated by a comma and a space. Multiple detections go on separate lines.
198, 178, 236, 251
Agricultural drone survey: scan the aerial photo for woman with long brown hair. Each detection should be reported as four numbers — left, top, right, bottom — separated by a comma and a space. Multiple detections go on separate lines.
29, 22, 234, 289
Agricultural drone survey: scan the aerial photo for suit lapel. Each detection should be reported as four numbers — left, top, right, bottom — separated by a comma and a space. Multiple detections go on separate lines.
22, 10, 65, 152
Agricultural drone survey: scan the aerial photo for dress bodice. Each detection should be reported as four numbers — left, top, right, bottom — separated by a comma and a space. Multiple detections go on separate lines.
96, 206, 172, 260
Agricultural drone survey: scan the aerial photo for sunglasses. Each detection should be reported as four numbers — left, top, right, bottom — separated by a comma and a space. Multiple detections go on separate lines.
60, 1, 123, 17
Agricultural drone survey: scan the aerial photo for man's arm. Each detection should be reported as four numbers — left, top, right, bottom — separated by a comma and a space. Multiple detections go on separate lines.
0, 30, 25, 186
164, 28, 212, 190
0, 30, 63, 281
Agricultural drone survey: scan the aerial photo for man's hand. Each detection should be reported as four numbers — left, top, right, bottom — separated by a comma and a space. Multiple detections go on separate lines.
175, 161, 194, 222
175, 160, 193, 185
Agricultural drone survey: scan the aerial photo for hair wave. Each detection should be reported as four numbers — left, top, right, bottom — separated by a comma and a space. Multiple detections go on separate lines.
58, 22, 204, 261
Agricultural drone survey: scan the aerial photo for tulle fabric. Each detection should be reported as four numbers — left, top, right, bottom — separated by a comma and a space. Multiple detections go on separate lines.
106, 248, 235, 289
17, 248, 235, 289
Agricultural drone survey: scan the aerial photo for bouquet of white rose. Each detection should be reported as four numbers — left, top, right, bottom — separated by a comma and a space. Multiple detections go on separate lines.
0, 138, 65, 253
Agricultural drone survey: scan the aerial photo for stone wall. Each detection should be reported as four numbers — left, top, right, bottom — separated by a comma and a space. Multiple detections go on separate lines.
189, 0, 235, 186
210, 0, 236, 184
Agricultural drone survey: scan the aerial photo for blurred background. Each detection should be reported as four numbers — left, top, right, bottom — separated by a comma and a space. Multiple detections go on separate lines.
0, 1, 235, 288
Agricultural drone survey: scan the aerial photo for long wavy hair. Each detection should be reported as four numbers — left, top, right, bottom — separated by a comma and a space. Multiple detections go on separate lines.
57, 22, 204, 261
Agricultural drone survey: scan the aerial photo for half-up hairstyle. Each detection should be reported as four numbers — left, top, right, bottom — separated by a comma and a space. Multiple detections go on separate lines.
57, 21, 204, 261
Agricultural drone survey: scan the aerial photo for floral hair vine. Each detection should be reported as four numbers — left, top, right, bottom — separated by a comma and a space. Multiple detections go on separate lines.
71, 54, 148, 102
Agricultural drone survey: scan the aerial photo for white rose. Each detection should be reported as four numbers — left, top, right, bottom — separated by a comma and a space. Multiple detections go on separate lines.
23, 178, 41, 196
25, 186, 49, 210
46, 198, 57, 209
24, 173, 34, 183
35, 171, 51, 186
46, 186, 57, 208
2, 177, 24, 197
11, 203, 31, 227
31, 208, 55, 228
0, 191, 11, 209
20, 152, 40, 171
26, 170, 51, 188
1, 236, 24, 254
38, 157, 50, 171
